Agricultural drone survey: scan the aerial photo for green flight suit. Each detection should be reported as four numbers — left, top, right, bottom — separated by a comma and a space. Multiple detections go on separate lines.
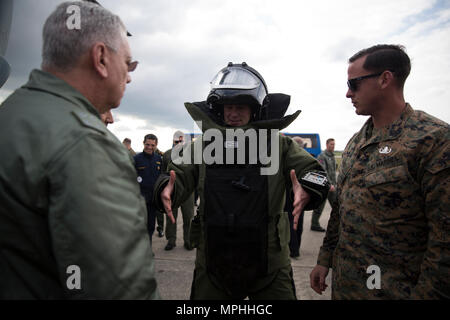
154, 102, 327, 300
0, 69, 159, 299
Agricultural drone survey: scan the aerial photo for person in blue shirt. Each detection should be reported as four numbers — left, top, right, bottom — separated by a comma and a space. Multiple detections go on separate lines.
134, 134, 162, 243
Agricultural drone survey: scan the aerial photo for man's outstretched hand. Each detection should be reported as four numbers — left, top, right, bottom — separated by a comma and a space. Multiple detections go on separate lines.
290, 169, 311, 230
161, 170, 176, 224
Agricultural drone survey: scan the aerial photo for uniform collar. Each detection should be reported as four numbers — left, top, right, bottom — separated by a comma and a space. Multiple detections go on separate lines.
142, 151, 155, 158
23, 69, 101, 120
184, 101, 301, 132
360, 103, 413, 149
324, 150, 334, 157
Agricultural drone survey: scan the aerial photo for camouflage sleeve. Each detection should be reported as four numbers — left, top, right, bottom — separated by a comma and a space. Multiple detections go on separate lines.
411, 135, 450, 299
317, 199, 340, 268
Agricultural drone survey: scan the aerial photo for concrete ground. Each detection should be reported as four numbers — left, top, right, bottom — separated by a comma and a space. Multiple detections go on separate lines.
152, 201, 332, 300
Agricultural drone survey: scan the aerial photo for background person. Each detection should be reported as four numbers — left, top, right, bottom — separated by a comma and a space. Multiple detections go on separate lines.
310, 138, 337, 232
122, 137, 136, 156
161, 130, 195, 251
134, 134, 163, 242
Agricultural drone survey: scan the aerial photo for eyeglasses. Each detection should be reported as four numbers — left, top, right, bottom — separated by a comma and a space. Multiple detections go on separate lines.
127, 61, 138, 72
347, 72, 383, 92
174, 140, 182, 144
105, 44, 138, 72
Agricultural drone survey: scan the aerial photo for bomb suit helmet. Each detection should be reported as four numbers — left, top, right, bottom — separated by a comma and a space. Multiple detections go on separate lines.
207, 62, 269, 122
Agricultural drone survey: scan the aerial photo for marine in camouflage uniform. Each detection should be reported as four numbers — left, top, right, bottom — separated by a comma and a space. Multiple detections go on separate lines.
318, 104, 449, 299
313, 44, 450, 299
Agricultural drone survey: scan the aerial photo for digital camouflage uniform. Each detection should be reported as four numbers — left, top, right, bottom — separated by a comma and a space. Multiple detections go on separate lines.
317, 104, 450, 299
311, 149, 337, 228
155, 102, 327, 300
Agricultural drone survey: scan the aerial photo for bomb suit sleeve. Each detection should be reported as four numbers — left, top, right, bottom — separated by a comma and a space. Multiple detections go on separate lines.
282, 135, 329, 211
154, 140, 200, 211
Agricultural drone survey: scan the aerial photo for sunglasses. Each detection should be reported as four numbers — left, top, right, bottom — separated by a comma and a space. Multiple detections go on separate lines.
174, 140, 183, 144
347, 72, 383, 92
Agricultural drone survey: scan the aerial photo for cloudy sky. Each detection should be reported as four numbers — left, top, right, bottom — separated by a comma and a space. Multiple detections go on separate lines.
1, 0, 449, 151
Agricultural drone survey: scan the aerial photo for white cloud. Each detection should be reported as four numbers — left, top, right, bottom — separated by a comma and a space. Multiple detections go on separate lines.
108, 111, 199, 153
0, 89, 13, 105
3, 0, 449, 151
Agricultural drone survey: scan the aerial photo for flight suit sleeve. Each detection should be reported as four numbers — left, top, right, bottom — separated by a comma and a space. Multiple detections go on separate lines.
411, 135, 450, 299
47, 132, 159, 299
283, 136, 328, 211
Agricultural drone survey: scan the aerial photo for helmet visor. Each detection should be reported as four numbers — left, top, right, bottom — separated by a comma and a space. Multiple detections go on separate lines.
210, 67, 263, 91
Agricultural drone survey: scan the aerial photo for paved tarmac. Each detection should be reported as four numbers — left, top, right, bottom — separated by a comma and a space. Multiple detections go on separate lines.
152, 202, 332, 300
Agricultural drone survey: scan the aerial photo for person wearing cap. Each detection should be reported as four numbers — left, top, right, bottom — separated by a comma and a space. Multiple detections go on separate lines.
161, 131, 195, 251
0, 1, 158, 299
154, 62, 329, 300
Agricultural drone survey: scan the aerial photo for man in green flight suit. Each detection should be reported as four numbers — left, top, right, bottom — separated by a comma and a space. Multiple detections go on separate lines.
0, 1, 159, 299
311, 138, 337, 232
154, 62, 329, 300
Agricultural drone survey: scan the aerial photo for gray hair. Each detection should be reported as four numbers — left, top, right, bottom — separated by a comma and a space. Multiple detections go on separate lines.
42, 1, 127, 71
